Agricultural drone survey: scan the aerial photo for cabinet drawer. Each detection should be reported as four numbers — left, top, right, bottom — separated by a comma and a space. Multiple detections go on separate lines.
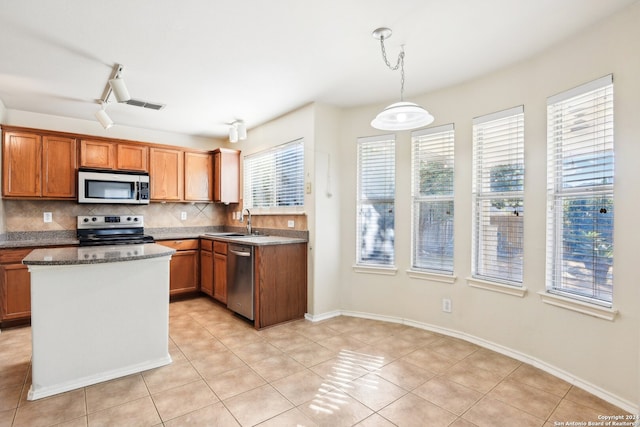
157, 239, 199, 251
200, 239, 213, 252
0, 248, 35, 264
213, 241, 227, 255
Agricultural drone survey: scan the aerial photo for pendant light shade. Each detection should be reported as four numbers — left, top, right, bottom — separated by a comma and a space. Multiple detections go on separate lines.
371, 27, 434, 131
371, 101, 434, 131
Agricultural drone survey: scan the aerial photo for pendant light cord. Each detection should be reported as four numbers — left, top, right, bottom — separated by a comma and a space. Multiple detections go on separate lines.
379, 37, 405, 102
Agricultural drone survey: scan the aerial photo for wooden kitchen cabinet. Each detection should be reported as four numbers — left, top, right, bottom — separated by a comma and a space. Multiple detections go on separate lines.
43, 135, 77, 198
157, 239, 199, 296
200, 239, 214, 297
213, 148, 240, 204
254, 242, 307, 329
3, 130, 77, 199
150, 147, 184, 201
0, 248, 34, 325
213, 241, 228, 303
184, 151, 213, 202
80, 139, 115, 169
81, 140, 148, 172
116, 143, 148, 172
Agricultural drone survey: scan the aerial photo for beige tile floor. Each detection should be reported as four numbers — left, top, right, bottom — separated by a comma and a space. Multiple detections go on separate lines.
0, 296, 631, 426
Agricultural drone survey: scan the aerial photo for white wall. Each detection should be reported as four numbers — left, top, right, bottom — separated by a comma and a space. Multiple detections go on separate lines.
333, 2, 640, 412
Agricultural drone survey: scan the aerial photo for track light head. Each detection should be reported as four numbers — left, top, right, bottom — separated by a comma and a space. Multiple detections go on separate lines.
95, 108, 113, 129
108, 77, 131, 103
229, 125, 239, 143
229, 120, 246, 143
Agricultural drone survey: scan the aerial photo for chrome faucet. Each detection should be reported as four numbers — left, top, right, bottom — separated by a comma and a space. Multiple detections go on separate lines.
243, 208, 252, 235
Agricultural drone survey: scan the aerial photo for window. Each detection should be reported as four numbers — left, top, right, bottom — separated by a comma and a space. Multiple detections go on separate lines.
546, 75, 614, 305
411, 124, 455, 273
243, 138, 304, 210
356, 135, 395, 266
472, 106, 524, 285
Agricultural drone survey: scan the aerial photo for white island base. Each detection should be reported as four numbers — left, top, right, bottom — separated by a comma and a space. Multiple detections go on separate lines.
25, 249, 173, 400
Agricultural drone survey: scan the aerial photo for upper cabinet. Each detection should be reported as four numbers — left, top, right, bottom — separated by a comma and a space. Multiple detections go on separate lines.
150, 147, 184, 201
213, 148, 240, 204
80, 139, 148, 172
184, 151, 213, 202
2, 130, 77, 199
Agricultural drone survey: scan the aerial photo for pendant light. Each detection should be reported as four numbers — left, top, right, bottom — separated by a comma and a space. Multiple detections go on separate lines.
370, 27, 434, 131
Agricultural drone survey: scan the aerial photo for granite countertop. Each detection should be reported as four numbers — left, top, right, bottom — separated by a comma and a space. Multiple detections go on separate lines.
22, 243, 176, 266
199, 232, 307, 246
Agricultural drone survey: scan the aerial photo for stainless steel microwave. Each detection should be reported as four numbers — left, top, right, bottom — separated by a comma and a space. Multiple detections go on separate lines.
78, 169, 150, 204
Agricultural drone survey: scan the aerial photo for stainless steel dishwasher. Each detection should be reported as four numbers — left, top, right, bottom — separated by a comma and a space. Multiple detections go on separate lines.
226, 244, 254, 320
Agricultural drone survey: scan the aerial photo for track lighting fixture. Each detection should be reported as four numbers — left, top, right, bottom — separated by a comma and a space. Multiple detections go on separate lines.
370, 27, 434, 131
95, 103, 113, 129
108, 76, 131, 103
229, 120, 247, 143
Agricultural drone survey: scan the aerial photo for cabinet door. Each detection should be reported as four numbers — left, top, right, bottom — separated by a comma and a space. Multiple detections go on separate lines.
184, 152, 213, 202
213, 149, 240, 204
168, 250, 199, 296
213, 252, 227, 303
0, 264, 31, 321
150, 147, 183, 201
42, 135, 77, 198
117, 144, 148, 172
2, 131, 42, 197
200, 250, 214, 297
80, 140, 115, 169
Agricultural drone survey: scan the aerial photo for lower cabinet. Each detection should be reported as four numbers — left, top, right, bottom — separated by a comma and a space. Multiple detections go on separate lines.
254, 242, 307, 329
199, 240, 214, 297
0, 247, 36, 325
213, 241, 227, 303
157, 239, 199, 296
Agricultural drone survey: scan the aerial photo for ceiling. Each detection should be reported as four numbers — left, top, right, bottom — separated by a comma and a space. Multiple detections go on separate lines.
0, 0, 635, 139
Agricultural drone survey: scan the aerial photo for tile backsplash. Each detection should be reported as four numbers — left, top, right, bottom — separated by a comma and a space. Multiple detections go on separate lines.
3, 200, 227, 232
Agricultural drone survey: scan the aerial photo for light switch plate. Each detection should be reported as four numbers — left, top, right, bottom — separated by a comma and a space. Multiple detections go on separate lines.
287, 220, 295, 228
43, 212, 52, 223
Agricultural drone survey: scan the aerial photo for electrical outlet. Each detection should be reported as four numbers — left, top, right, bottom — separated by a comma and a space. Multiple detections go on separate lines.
180, 211, 187, 220
43, 212, 52, 223
442, 298, 452, 313
287, 220, 295, 228
305, 182, 312, 194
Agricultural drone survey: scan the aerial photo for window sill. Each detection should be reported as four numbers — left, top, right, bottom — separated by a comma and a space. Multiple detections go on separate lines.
352, 264, 398, 276
406, 269, 456, 284
537, 291, 618, 321
466, 277, 527, 297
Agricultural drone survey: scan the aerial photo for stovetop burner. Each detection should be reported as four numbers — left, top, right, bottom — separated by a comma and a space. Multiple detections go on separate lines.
77, 215, 154, 246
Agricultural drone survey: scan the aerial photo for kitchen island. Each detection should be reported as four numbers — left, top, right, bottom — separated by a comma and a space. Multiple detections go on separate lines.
22, 243, 175, 400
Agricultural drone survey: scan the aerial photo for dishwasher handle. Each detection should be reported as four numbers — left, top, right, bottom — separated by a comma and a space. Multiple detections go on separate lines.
229, 249, 251, 257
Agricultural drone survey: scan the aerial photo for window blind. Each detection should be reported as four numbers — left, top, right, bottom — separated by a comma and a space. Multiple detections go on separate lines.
546, 75, 614, 305
243, 138, 304, 209
472, 106, 524, 285
356, 135, 395, 266
411, 124, 455, 273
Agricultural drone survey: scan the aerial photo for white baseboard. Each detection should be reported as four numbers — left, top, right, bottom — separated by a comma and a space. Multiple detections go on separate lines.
307, 309, 638, 415
27, 355, 172, 401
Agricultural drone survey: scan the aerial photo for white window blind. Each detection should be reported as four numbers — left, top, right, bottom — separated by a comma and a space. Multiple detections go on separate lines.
243, 138, 304, 210
411, 124, 455, 273
356, 135, 395, 266
472, 106, 524, 285
546, 75, 614, 305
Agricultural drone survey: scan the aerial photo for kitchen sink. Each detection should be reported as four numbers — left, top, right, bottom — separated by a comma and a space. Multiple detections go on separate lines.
204, 232, 268, 237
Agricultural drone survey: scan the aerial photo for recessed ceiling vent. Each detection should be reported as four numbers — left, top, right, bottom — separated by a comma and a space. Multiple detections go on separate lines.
125, 99, 166, 110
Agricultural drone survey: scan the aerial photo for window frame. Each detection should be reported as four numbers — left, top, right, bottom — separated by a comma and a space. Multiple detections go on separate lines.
242, 138, 305, 214
355, 134, 396, 268
471, 106, 525, 287
545, 74, 614, 307
410, 124, 455, 275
